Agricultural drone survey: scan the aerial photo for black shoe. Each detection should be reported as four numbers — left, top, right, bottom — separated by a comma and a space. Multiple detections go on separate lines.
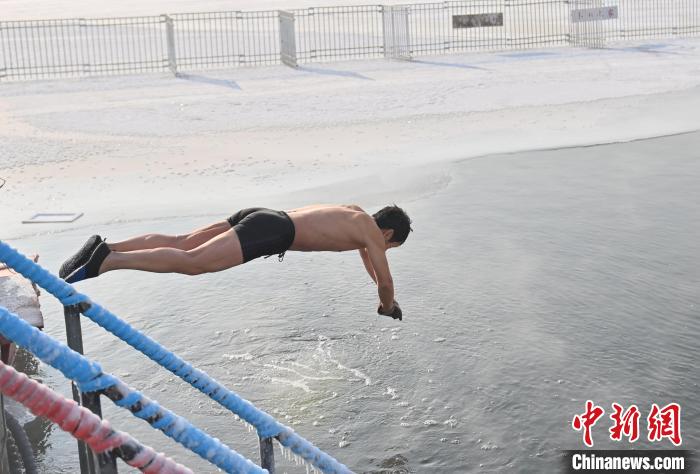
64, 241, 111, 284
59, 235, 103, 278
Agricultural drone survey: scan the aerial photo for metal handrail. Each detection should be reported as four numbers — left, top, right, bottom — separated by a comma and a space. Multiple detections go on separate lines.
0, 241, 353, 474
0, 356, 193, 474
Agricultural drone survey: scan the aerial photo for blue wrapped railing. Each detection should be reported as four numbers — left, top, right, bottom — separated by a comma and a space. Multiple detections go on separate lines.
0, 305, 262, 473
0, 240, 353, 474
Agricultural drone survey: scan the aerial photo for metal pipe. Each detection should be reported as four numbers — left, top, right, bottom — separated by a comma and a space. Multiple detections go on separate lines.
259, 436, 275, 473
64, 304, 118, 474
64, 304, 93, 474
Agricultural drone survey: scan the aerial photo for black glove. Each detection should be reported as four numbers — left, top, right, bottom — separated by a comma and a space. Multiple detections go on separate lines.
378, 301, 402, 321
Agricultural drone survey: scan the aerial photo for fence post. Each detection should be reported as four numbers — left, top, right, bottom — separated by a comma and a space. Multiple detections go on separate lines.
382, 6, 391, 58
0, 22, 7, 81
64, 305, 93, 474
279, 11, 298, 67
383, 6, 411, 60
64, 305, 118, 474
259, 436, 275, 473
0, 396, 10, 473
164, 15, 178, 75
84, 391, 119, 474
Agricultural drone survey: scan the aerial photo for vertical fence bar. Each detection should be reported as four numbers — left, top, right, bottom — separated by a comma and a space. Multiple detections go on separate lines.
84, 390, 119, 474
64, 305, 93, 474
164, 15, 177, 75
279, 10, 298, 67
259, 436, 275, 473
64, 305, 118, 474
0, 22, 7, 80
383, 5, 391, 58
1, 386, 11, 472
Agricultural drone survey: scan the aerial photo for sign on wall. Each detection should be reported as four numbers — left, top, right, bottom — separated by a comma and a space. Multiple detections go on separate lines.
571, 6, 619, 23
452, 13, 504, 28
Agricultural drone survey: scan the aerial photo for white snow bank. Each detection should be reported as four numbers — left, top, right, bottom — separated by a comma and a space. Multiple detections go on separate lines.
1, 39, 699, 240
0, 272, 44, 328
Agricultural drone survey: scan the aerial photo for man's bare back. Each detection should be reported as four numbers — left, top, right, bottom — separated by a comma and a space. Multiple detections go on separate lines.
287, 204, 379, 252
60, 204, 412, 319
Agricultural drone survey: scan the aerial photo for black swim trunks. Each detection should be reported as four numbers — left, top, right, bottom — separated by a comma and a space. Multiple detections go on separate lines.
227, 208, 296, 262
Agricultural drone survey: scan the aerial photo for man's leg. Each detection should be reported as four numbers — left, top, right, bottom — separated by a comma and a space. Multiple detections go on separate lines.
108, 221, 231, 252
66, 228, 244, 283
60, 220, 232, 279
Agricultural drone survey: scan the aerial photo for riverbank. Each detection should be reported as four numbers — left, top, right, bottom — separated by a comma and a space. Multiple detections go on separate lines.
2, 39, 700, 242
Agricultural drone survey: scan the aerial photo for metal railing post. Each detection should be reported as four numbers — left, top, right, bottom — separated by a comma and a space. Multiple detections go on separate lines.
164, 15, 178, 75
259, 436, 275, 473
64, 304, 118, 474
0, 21, 8, 81
0, 396, 10, 473
279, 11, 298, 67
84, 391, 119, 474
382, 5, 392, 58
64, 304, 93, 474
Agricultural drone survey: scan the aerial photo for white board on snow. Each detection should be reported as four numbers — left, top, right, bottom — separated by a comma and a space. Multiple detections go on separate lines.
22, 212, 83, 223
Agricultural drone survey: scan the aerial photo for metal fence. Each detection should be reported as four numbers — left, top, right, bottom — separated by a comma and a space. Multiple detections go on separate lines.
296, 5, 386, 62
0, 16, 170, 80
170, 11, 280, 69
1, 0, 699, 81
569, 0, 700, 46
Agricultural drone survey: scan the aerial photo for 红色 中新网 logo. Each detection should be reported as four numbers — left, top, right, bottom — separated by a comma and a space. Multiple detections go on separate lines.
572, 400, 681, 447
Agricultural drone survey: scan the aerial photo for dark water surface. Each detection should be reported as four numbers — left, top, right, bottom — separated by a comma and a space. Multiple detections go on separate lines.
6, 132, 699, 473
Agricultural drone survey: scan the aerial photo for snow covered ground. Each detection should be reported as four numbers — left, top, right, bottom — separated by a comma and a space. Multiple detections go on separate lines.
2, 38, 700, 240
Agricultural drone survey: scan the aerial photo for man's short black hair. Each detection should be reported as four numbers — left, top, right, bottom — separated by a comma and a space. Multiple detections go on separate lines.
372, 205, 412, 244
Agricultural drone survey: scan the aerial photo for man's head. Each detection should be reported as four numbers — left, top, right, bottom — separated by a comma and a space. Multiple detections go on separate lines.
373, 205, 412, 248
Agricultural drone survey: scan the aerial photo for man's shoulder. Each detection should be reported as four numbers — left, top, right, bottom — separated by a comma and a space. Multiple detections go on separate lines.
351, 212, 383, 245
342, 203, 366, 213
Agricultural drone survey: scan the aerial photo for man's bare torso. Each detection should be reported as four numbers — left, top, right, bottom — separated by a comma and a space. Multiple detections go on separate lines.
287, 204, 375, 252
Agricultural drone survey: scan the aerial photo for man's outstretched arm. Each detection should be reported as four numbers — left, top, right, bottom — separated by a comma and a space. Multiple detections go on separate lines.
358, 248, 377, 284
366, 241, 395, 312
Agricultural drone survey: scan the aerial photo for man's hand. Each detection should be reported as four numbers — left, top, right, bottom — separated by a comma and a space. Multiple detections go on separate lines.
378, 300, 402, 321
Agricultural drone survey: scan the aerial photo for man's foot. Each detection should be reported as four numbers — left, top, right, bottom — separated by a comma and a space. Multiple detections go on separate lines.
59, 235, 103, 278
65, 242, 111, 284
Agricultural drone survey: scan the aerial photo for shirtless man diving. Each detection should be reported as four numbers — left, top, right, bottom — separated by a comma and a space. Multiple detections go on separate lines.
60, 204, 412, 320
